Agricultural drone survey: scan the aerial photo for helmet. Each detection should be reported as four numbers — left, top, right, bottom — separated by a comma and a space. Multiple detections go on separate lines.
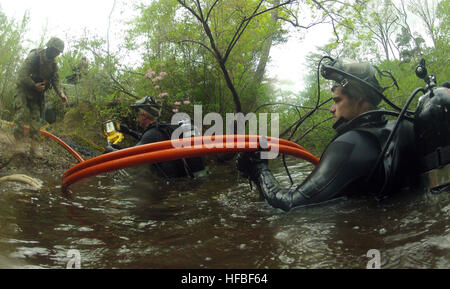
130, 96, 161, 117
321, 58, 383, 106
46, 37, 65, 53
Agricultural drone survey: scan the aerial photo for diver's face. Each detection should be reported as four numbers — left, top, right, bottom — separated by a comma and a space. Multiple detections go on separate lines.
137, 110, 148, 129
137, 110, 156, 129
330, 86, 361, 123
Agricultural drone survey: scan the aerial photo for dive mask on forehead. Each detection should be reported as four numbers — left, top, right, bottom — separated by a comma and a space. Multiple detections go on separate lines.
130, 96, 161, 117
321, 58, 383, 106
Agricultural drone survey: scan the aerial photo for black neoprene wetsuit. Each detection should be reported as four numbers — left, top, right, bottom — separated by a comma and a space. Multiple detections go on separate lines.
245, 111, 418, 211
137, 123, 188, 178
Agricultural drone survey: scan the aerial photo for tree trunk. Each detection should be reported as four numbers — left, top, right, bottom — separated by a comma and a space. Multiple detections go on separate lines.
253, 0, 280, 85
201, 19, 242, 113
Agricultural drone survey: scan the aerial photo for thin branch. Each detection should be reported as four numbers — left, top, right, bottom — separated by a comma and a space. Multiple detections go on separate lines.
178, 40, 215, 55
177, 0, 202, 22
224, 0, 293, 62
295, 116, 333, 143
110, 75, 139, 99
107, 0, 116, 61
277, 17, 325, 29
331, 19, 340, 42
256, 102, 330, 112
195, 0, 205, 21
246, 0, 294, 21
206, 0, 220, 22
224, 0, 265, 63
311, 0, 354, 32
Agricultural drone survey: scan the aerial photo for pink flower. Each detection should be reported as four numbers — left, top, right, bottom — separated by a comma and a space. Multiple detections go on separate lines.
158, 92, 169, 98
152, 76, 163, 83
159, 71, 167, 78
154, 85, 160, 90
183, 100, 191, 105
174, 101, 181, 106
172, 108, 179, 113
145, 69, 155, 79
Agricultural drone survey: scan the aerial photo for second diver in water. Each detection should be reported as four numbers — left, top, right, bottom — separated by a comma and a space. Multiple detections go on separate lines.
106, 96, 207, 179
237, 59, 420, 211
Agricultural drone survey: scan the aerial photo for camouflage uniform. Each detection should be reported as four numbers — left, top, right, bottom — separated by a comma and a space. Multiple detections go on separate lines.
13, 39, 64, 143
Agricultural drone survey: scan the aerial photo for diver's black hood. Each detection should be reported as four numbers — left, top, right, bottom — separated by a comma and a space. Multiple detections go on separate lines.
333, 110, 388, 136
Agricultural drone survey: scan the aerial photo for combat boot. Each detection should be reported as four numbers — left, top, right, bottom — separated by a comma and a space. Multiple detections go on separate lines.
30, 142, 44, 159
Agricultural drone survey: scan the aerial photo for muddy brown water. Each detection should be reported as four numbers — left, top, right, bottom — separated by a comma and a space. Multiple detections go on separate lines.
0, 158, 448, 269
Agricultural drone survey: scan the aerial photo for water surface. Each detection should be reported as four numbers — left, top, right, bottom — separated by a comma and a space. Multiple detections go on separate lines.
0, 158, 448, 268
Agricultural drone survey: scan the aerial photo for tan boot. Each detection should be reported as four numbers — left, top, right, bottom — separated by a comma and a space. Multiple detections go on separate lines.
30, 142, 44, 159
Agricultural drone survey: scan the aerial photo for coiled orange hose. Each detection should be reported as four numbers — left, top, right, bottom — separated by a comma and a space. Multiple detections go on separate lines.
62, 135, 319, 192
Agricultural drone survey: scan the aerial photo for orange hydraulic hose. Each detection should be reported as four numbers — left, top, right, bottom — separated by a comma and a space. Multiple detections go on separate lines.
62, 138, 320, 193
4, 121, 84, 163
63, 135, 315, 178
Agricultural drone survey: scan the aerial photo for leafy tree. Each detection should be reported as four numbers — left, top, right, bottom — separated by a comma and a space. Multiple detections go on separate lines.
408, 0, 439, 47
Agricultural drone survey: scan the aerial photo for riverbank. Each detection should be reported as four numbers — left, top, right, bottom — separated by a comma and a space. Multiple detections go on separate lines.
0, 126, 80, 177
0, 101, 119, 179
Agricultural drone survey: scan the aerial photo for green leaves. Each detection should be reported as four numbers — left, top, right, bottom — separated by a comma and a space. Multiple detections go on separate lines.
0, 9, 29, 120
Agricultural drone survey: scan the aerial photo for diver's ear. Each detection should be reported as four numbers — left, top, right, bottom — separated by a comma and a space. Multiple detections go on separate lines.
357, 98, 373, 113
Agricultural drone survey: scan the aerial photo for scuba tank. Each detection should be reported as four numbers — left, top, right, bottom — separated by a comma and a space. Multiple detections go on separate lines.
414, 86, 450, 173
412, 60, 450, 191
413, 59, 450, 173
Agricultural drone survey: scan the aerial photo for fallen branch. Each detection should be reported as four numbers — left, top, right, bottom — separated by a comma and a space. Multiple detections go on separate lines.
0, 174, 42, 190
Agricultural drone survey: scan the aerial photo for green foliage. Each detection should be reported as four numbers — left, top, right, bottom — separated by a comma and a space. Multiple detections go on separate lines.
275, 0, 449, 153
286, 0, 450, 153
0, 9, 29, 120
124, 0, 288, 117
0, 0, 448, 157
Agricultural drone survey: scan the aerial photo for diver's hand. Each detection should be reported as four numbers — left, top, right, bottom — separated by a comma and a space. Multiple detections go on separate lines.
104, 145, 117, 154
59, 92, 69, 105
60, 92, 68, 105
119, 124, 141, 140
119, 123, 130, 134
236, 151, 267, 180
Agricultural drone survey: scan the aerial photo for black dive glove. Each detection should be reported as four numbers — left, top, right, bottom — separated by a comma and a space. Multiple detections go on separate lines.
104, 144, 121, 154
104, 145, 116, 154
119, 123, 141, 140
236, 151, 268, 181
119, 123, 130, 134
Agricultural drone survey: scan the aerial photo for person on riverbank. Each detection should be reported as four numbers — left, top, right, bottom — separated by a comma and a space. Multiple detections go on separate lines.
106, 96, 206, 179
237, 59, 418, 211
13, 37, 68, 158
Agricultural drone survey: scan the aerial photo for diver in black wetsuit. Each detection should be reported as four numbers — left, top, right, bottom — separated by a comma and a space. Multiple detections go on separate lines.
237, 59, 419, 211
108, 96, 206, 179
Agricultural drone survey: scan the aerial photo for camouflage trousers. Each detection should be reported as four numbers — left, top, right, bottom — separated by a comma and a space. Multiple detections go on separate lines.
13, 89, 44, 142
